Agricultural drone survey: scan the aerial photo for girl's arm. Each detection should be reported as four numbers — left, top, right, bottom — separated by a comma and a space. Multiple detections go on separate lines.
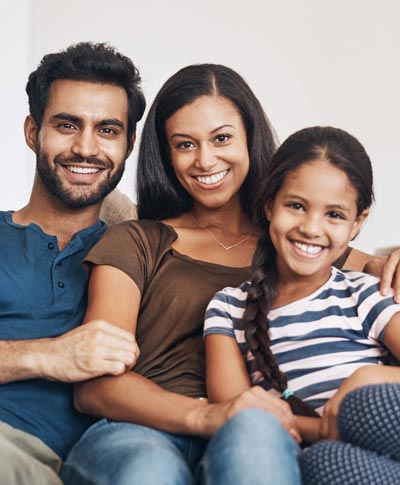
205, 334, 319, 443
320, 311, 400, 440
345, 247, 400, 302
75, 265, 300, 441
205, 334, 251, 402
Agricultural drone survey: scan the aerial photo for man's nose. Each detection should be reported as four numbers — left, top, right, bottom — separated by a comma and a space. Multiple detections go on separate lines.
71, 129, 100, 158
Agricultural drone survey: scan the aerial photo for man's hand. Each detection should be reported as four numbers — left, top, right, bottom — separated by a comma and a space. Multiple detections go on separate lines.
42, 320, 139, 382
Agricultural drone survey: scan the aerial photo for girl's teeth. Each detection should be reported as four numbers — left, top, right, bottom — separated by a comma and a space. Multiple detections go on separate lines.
195, 170, 228, 185
293, 241, 322, 254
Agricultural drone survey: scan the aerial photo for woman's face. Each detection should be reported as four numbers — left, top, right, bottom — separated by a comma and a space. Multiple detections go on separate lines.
164, 95, 250, 210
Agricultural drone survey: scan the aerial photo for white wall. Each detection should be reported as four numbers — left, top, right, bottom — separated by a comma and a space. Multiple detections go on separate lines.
1, 0, 399, 253
0, 0, 32, 209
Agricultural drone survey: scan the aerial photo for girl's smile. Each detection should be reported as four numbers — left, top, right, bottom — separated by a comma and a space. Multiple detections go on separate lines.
266, 159, 368, 290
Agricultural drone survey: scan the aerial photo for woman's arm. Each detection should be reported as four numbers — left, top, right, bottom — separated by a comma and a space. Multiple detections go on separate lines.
75, 265, 301, 440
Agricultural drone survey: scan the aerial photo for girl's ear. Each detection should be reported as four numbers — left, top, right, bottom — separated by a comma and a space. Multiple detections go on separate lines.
264, 200, 274, 222
350, 209, 369, 241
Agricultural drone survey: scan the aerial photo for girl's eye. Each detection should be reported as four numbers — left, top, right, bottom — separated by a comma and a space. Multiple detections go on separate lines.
215, 134, 231, 143
328, 211, 344, 219
176, 141, 195, 150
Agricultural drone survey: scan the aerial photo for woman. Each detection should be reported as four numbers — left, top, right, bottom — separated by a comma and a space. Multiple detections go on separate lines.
61, 64, 398, 484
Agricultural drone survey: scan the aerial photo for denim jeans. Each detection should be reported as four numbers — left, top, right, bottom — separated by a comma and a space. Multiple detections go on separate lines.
61, 409, 301, 485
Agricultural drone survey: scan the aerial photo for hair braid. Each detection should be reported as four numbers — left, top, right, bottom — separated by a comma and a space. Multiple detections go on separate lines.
243, 232, 287, 391
244, 231, 320, 419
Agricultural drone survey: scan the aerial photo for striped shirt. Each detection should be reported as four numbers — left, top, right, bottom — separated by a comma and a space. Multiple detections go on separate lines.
204, 267, 400, 414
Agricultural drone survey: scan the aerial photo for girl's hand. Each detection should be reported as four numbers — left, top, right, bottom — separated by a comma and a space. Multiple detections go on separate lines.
320, 365, 400, 440
196, 386, 301, 443
363, 247, 400, 303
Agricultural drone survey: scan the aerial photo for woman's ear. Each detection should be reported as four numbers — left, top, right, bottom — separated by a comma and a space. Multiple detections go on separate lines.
264, 200, 274, 222
350, 209, 369, 241
24, 115, 38, 152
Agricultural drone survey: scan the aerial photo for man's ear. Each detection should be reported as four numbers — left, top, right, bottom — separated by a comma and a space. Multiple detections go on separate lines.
350, 209, 369, 241
126, 132, 136, 158
264, 200, 274, 222
24, 115, 38, 153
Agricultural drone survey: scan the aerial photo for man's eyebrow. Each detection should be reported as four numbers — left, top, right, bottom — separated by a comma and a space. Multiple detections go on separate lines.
49, 113, 125, 129
50, 113, 81, 124
98, 119, 125, 128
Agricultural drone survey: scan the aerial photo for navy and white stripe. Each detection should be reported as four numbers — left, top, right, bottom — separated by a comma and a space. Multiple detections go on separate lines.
204, 267, 400, 414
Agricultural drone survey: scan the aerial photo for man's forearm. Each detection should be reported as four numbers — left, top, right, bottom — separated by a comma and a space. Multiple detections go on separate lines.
0, 338, 50, 383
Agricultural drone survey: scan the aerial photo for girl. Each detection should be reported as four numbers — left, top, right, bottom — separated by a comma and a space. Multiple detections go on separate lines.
204, 126, 400, 483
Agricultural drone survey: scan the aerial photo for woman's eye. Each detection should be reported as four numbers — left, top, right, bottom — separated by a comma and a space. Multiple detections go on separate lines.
177, 141, 195, 149
215, 134, 230, 143
288, 203, 304, 211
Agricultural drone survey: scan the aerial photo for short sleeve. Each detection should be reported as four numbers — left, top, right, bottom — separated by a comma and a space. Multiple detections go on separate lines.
84, 220, 176, 293
204, 289, 236, 339
356, 275, 400, 342
204, 283, 249, 342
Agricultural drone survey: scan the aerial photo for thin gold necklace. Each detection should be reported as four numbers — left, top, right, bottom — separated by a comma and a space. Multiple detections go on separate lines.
189, 213, 253, 250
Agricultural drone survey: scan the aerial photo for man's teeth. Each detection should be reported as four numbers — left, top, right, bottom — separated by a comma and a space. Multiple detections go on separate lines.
293, 241, 323, 255
195, 170, 228, 185
66, 166, 101, 174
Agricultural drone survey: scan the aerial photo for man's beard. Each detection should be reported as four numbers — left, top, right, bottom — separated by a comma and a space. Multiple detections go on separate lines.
36, 151, 125, 208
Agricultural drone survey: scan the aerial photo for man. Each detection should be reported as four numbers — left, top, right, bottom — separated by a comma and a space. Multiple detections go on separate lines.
0, 42, 145, 484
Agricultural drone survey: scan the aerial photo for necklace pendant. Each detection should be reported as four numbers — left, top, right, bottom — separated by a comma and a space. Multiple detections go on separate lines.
189, 213, 253, 250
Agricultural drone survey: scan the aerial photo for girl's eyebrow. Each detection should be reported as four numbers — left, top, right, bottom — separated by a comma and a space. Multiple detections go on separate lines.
326, 203, 350, 213
284, 194, 351, 212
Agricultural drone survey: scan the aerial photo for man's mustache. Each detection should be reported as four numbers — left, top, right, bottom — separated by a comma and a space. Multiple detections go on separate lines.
54, 155, 111, 169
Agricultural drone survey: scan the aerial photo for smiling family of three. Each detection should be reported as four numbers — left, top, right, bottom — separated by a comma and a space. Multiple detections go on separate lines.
1, 41, 400, 485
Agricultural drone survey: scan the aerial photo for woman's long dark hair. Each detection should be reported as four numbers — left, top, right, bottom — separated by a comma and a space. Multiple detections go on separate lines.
137, 63, 277, 222
244, 126, 374, 417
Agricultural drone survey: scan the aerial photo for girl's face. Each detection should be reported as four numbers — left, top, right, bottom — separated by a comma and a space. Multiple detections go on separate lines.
265, 159, 368, 286
164, 95, 250, 210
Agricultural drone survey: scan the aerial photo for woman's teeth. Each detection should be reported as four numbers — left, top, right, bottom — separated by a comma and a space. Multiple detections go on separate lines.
195, 170, 228, 185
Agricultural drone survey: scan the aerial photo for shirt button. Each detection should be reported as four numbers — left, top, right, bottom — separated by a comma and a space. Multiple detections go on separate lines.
57, 282, 65, 288
48, 242, 55, 250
